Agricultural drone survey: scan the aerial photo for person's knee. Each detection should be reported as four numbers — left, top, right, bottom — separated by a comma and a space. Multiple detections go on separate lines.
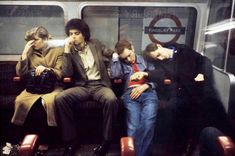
200, 127, 223, 141
144, 115, 157, 129
104, 95, 118, 106
199, 127, 224, 156
127, 124, 138, 137
55, 93, 67, 107
200, 127, 224, 149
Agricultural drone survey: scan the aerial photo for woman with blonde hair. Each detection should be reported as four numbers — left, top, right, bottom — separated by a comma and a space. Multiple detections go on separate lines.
11, 26, 64, 144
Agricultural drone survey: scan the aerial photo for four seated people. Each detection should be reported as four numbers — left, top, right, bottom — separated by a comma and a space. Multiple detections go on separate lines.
9, 19, 234, 156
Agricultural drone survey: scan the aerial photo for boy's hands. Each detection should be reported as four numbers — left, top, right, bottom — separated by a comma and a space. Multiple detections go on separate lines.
194, 73, 204, 82
130, 72, 148, 81
130, 84, 149, 100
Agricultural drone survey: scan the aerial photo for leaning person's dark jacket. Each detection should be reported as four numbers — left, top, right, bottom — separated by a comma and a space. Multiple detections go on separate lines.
62, 39, 114, 88
147, 43, 216, 99
147, 43, 235, 140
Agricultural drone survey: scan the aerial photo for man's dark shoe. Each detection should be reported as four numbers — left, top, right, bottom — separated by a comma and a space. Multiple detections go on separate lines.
63, 139, 80, 156
93, 141, 110, 156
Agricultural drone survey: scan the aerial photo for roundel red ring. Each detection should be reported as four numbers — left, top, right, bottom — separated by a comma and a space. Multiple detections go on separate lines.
148, 13, 182, 45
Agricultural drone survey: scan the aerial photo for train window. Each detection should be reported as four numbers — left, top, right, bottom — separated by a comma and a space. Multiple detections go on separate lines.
207, 0, 232, 25
226, 29, 235, 75
81, 5, 197, 53
204, 31, 228, 69
204, 0, 235, 75
0, 5, 65, 55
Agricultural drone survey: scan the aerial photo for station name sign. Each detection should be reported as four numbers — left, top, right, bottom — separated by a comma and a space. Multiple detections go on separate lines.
145, 27, 185, 34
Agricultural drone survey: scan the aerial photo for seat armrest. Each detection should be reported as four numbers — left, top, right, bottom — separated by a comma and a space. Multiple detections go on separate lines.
19, 134, 39, 156
13, 76, 21, 82
216, 136, 235, 156
113, 79, 171, 84
164, 79, 171, 85
63, 77, 72, 83
113, 79, 123, 84
120, 137, 135, 156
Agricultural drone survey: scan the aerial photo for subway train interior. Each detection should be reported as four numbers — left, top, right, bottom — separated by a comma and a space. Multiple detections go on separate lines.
0, 0, 235, 155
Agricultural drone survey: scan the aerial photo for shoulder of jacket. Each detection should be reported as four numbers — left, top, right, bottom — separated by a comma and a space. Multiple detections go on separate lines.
89, 38, 98, 43
136, 54, 144, 60
89, 39, 103, 46
49, 47, 64, 54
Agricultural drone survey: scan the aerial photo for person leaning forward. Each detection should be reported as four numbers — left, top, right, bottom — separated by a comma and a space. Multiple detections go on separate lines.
55, 18, 119, 156
11, 26, 64, 143
111, 39, 158, 156
131, 42, 234, 155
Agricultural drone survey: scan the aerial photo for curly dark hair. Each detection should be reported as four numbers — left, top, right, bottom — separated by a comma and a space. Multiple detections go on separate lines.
65, 18, 90, 41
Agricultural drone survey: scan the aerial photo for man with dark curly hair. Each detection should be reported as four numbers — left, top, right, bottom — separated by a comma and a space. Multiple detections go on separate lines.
55, 18, 118, 156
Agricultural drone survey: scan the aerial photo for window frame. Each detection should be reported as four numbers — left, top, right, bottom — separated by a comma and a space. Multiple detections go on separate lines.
0, 1, 67, 61
78, 1, 206, 52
